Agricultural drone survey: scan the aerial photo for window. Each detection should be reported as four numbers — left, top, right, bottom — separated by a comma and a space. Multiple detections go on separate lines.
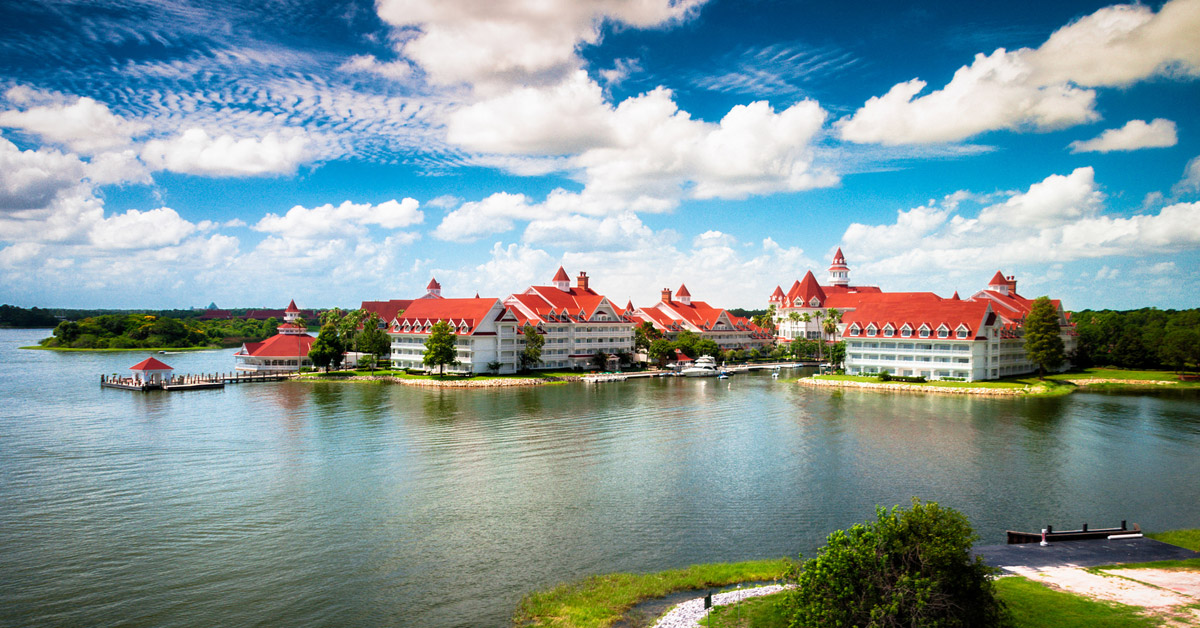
866, 324, 877, 336
810, 298, 821, 307
919, 326, 930, 338
956, 327, 969, 339
937, 326, 949, 338
883, 325, 894, 337
901, 325, 912, 337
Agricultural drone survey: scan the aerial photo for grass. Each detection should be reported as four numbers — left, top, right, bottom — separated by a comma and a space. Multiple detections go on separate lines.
1045, 368, 1183, 382
700, 592, 788, 628
1147, 528, 1200, 551
994, 575, 1161, 628
809, 373, 1074, 396
512, 559, 790, 628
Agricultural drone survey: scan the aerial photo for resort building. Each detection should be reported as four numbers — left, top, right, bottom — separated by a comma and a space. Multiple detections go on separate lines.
630, 284, 772, 351
387, 296, 523, 374
772, 252, 1076, 381
503, 268, 635, 370
360, 278, 444, 324
234, 300, 317, 372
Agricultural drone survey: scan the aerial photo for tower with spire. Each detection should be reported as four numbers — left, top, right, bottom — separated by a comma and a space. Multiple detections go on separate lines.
828, 248, 850, 287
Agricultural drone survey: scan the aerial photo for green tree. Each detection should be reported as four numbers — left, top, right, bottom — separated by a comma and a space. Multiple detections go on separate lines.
694, 338, 721, 357
308, 322, 344, 372
674, 330, 700, 358
784, 499, 1009, 628
1160, 327, 1200, 372
519, 325, 545, 371
52, 320, 80, 344
827, 341, 846, 368
487, 360, 503, 375
339, 308, 369, 353
591, 349, 609, 370
423, 321, 458, 375
357, 313, 391, 364
633, 321, 663, 352
648, 338, 673, 367
263, 316, 279, 337
1024, 296, 1065, 377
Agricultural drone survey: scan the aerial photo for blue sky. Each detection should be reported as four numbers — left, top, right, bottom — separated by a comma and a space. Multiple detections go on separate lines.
1, 0, 1198, 310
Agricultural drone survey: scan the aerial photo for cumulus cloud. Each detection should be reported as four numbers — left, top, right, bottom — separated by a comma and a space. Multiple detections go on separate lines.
337, 54, 414, 81
840, 0, 1200, 144
376, 0, 707, 89
140, 128, 310, 176
433, 192, 536, 242
0, 92, 149, 154
1069, 118, 1178, 153
0, 136, 88, 211
1174, 155, 1200, 194
89, 207, 197, 250
522, 212, 654, 250
841, 168, 1200, 280
253, 198, 423, 240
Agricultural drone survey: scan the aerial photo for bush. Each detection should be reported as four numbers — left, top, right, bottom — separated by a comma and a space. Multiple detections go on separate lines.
878, 372, 891, 382
784, 499, 1009, 628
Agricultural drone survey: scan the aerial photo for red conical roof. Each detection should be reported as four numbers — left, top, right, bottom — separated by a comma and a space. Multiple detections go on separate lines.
676, 283, 691, 298
771, 285, 784, 298
796, 270, 827, 305
285, 299, 300, 313
828, 247, 848, 269
552, 266, 569, 282
625, 300, 634, 312
129, 357, 173, 371
427, 277, 441, 290
989, 271, 1007, 286
952, 291, 960, 300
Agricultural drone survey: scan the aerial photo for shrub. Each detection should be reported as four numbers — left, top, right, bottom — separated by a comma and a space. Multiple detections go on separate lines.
878, 372, 892, 382
784, 499, 1009, 628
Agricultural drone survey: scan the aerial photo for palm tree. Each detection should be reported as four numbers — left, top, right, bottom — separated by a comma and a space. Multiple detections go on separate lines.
812, 310, 825, 361
822, 308, 843, 366
787, 311, 801, 339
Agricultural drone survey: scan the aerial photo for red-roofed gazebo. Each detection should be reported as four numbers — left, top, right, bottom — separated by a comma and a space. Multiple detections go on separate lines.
129, 357, 173, 385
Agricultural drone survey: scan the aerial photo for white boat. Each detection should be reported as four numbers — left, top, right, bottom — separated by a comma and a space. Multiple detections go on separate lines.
680, 355, 719, 377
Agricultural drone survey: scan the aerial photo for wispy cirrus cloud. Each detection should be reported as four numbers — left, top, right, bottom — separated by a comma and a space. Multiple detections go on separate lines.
689, 42, 860, 97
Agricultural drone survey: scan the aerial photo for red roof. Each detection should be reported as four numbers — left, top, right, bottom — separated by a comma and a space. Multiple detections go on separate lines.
237, 332, 316, 358
360, 299, 413, 323
989, 271, 1007, 286
130, 357, 173, 371
787, 270, 827, 306
389, 297, 501, 335
676, 283, 691, 298
840, 294, 992, 340
828, 247, 848, 270
509, 283, 616, 323
552, 266, 570, 282
770, 285, 784, 299
426, 277, 441, 290
285, 299, 300, 313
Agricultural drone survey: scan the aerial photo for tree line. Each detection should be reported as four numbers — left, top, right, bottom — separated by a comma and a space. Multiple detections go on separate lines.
1070, 307, 1200, 371
39, 314, 284, 349
0, 304, 59, 328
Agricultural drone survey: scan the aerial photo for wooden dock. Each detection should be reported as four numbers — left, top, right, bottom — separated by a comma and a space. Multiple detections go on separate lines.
101, 371, 291, 392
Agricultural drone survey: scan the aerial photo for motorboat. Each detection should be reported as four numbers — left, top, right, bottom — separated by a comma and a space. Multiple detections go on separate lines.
680, 355, 719, 377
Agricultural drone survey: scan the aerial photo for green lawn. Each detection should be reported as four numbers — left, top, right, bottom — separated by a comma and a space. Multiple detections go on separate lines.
994, 576, 1161, 628
694, 577, 1165, 628
1147, 528, 1200, 551
1046, 368, 1183, 382
512, 560, 789, 628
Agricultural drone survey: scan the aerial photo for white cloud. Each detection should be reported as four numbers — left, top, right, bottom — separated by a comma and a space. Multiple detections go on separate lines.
0, 136, 88, 211
0, 93, 149, 154
433, 192, 536, 242
1175, 155, 1200, 194
840, 0, 1200, 145
89, 207, 197, 250
140, 128, 310, 176
523, 212, 653, 250
337, 54, 414, 80
253, 198, 423, 240
376, 0, 707, 89
841, 169, 1200, 282
1069, 119, 1178, 153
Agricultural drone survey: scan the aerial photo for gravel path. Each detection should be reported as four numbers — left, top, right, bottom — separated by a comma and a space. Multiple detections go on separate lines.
651, 585, 789, 628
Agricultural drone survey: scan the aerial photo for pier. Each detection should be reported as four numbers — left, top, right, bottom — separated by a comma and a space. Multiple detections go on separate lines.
101, 371, 290, 392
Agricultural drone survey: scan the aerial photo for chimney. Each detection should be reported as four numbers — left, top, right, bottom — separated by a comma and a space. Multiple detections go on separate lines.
577, 271, 589, 291
1006, 275, 1017, 294
661, 288, 672, 304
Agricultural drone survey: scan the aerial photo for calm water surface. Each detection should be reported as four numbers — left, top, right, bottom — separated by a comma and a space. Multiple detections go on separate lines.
2, 328, 1199, 627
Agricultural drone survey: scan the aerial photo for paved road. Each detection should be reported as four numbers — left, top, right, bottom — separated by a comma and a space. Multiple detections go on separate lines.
974, 537, 1199, 570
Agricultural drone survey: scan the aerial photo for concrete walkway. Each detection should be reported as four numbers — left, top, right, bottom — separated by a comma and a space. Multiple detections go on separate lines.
974, 537, 1198, 570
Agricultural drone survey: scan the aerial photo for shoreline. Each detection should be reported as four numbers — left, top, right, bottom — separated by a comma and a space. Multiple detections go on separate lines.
798, 376, 1047, 396
21, 345, 228, 352
293, 373, 583, 388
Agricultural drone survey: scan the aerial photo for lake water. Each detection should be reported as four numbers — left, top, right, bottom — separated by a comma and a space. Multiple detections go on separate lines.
2, 328, 1198, 627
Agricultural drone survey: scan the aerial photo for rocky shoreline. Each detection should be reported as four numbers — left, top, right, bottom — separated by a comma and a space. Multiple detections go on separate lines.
797, 377, 1045, 396
293, 373, 581, 388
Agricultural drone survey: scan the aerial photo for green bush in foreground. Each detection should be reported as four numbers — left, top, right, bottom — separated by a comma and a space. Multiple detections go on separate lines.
783, 499, 1009, 628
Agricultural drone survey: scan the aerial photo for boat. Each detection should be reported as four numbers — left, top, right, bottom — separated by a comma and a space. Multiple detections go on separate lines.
680, 355, 719, 377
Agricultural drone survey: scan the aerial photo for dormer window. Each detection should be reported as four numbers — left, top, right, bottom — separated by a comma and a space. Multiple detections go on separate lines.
956, 325, 969, 339
849, 323, 862, 335
937, 325, 949, 339
865, 324, 877, 336
919, 325, 930, 338
423, 322, 432, 333
809, 297, 820, 307
900, 324, 912, 338
883, 324, 895, 337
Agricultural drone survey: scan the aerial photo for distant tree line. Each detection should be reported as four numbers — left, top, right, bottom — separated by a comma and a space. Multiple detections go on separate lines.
1071, 307, 1200, 371
0, 304, 60, 327
39, 314, 280, 349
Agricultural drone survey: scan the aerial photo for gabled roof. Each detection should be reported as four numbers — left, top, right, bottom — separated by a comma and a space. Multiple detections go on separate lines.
389, 297, 501, 335
839, 294, 992, 340
786, 270, 827, 306
236, 332, 316, 358
360, 299, 413, 323
770, 285, 784, 299
508, 283, 617, 323
130, 357, 173, 371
